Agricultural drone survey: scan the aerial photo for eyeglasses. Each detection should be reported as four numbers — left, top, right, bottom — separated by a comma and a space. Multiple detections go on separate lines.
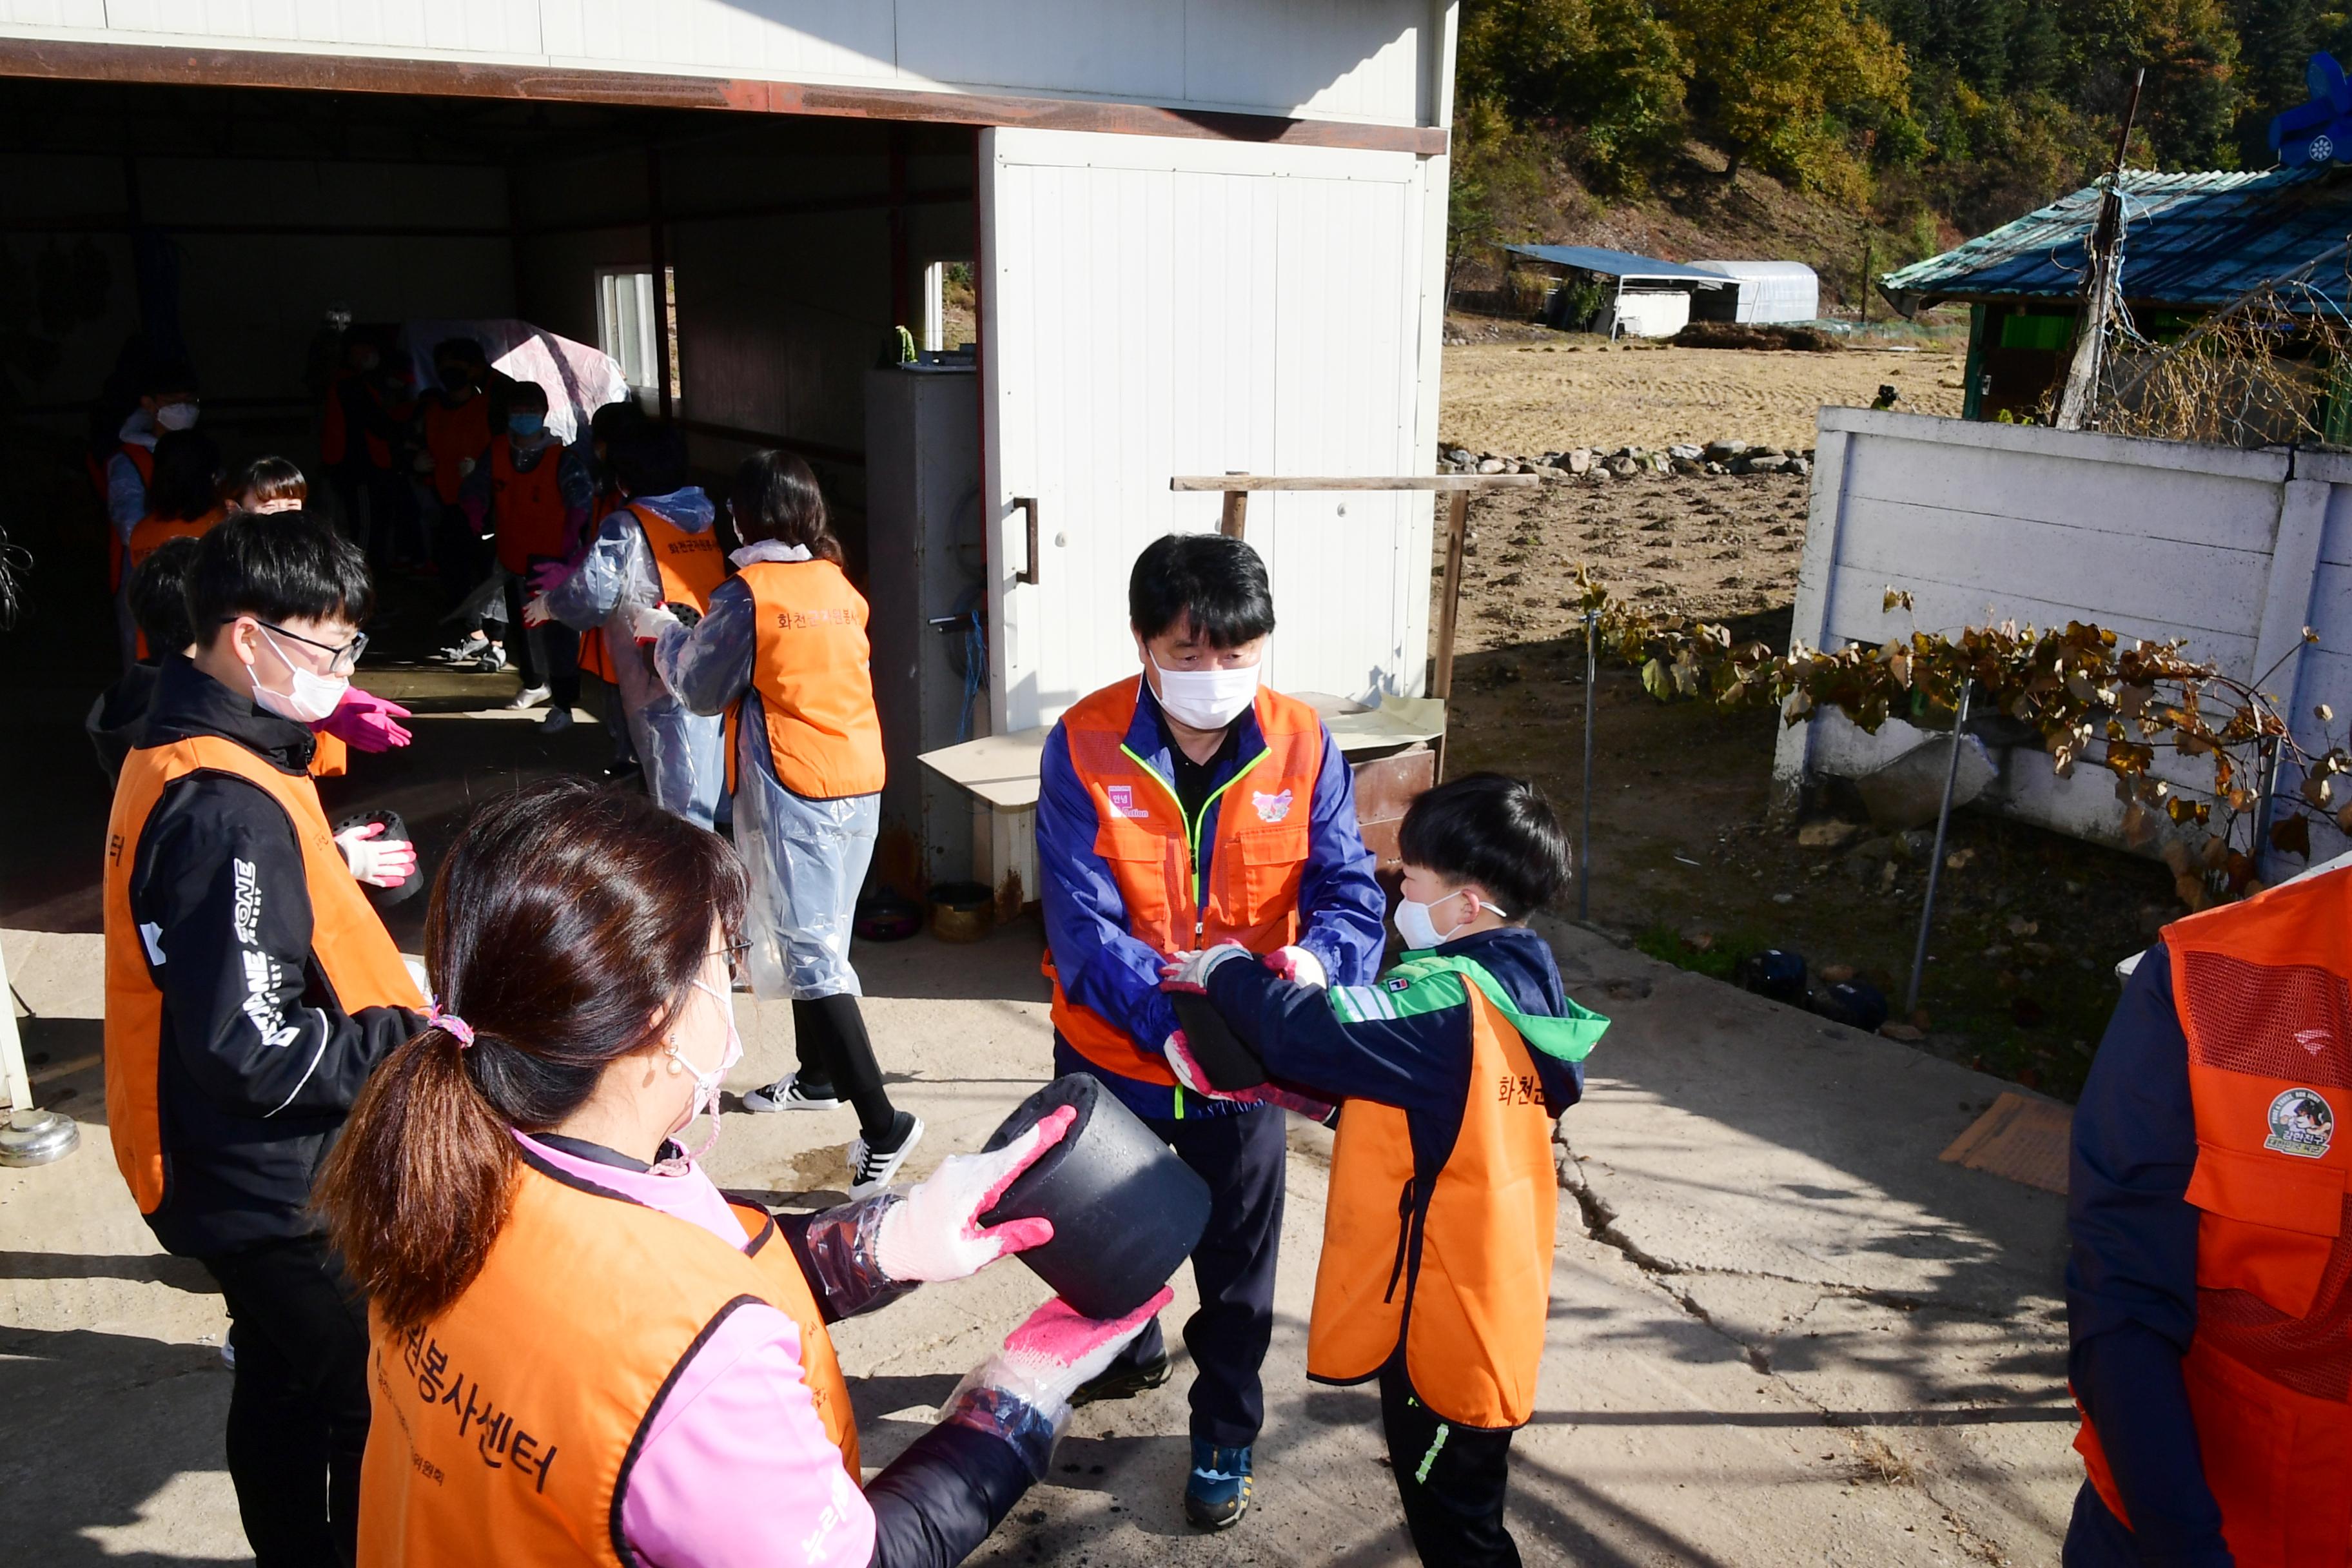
709, 942, 750, 985
234, 618, 368, 676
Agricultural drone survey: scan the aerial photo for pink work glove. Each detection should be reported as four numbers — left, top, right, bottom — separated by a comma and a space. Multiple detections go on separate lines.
527, 559, 572, 596
1159, 942, 1251, 995
313, 688, 413, 752
1264, 945, 1328, 988
874, 1104, 1074, 1284
335, 822, 417, 888
961, 1286, 1175, 1420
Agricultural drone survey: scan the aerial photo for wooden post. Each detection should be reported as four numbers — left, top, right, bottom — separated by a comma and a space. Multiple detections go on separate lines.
1431, 489, 1469, 778
1219, 470, 1249, 538
2055, 67, 2144, 430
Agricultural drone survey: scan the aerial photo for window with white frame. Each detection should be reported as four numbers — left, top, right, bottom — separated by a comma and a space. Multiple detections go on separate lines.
597, 268, 672, 400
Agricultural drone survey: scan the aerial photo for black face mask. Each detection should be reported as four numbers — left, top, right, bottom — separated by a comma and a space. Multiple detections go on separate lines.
440, 368, 469, 389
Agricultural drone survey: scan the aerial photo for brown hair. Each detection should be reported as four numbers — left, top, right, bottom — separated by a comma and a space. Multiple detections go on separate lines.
729, 449, 842, 564
315, 779, 747, 1333
233, 456, 308, 509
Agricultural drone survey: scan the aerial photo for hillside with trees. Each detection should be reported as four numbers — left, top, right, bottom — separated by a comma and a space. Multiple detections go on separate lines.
1451, 0, 2328, 313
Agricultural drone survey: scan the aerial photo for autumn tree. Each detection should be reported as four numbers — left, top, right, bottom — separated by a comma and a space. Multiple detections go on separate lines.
1667, 0, 1917, 198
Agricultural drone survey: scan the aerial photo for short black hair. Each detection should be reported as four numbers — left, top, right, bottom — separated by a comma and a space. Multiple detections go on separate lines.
1129, 533, 1276, 647
611, 422, 689, 497
187, 509, 375, 648
129, 535, 201, 657
1398, 772, 1573, 917
140, 362, 199, 398
508, 380, 551, 412
147, 431, 222, 521
591, 395, 645, 444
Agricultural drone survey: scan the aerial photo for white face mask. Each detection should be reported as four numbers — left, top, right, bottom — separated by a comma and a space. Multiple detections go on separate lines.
1393, 887, 1509, 952
153, 400, 200, 432
250, 627, 350, 724
658, 979, 743, 1172
1151, 652, 1260, 731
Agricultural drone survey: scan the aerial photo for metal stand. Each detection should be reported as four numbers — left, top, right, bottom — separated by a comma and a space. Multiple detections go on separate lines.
1903, 684, 1974, 1021
1580, 607, 1598, 921
0, 940, 78, 1168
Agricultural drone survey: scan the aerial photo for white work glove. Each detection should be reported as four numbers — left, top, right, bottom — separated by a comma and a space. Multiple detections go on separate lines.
1159, 941, 1251, 996
336, 822, 417, 888
521, 593, 553, 629
1264, 945, 1328, 988
629, 603, 681, 645
874, 1104, 1074, 1283
960, 1286, 1175, 1423
456, 456, 476, 478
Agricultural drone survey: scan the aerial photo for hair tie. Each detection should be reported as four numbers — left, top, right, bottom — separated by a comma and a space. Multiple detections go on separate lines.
426, 998, 476, 1049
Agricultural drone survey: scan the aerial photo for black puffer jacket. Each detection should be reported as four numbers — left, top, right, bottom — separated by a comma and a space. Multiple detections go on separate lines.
123, 656, 418, 1257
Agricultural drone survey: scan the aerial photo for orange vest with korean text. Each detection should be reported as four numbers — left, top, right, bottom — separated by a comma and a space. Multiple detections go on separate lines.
1309, 981, 1560, 1429
2074, 868, 2352, 1568
357, 1153, 859, 1568
491, 437, 570, 573
732, 558, 885, 801
423, 395, 492, 507
627, 503, 725, 614
102, 734, 422, 1215
1045, 678, 1322, 1086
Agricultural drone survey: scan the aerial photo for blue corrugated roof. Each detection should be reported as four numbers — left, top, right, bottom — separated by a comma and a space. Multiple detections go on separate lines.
1502, 242, 1733, 284
1881, 167, 2352, 311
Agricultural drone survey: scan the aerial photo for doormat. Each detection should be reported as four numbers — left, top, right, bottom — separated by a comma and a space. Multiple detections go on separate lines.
1939, 1092, 2072, 1195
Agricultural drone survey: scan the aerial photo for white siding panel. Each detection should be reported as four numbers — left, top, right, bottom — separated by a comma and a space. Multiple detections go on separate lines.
0, 0, 107, 25
1182, 0, 1426, 121
897, 0, 1184, 99
546, 0, 891, 81
983, 128, 1433, 731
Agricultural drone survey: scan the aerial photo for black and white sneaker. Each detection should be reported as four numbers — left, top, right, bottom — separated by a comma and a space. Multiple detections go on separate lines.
741, 1073, 844, 1113
436, 632, 490, 664
847, 1113, 925, 1197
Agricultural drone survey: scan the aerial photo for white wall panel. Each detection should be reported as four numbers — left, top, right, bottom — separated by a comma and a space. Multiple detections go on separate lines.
981, 128, 1435, 730
5, 1, 1443, 126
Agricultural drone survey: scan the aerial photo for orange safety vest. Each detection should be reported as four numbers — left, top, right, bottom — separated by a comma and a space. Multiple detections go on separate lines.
725, 558, 885, 801
1044, 678, 1322, 1087
422, 395, 492, 507
1308, 959, 1592, 1430
2074, 867, 2352, 1568
357, 1151, 859, 1567
127, 505, 223, 574
310, 730, 349, 780
102, 733, 422, 1215
626, 502, 725, 613
491, 437, 571, 574
576, 495, 624, 682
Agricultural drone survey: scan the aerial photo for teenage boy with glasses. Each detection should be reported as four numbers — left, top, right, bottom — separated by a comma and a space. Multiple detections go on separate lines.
101, 508, 424, 1566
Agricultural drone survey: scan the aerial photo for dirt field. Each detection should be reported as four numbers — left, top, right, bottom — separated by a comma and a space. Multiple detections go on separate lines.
1436, 455, 2171, 1103
1440, 338, 1966, 454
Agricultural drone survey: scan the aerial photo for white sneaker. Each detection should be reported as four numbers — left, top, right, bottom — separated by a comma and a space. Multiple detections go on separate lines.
540, 707, 574, 734
847, 1113, 925, 1197
741, 1073, 845, 1113
507, 685, 551, 710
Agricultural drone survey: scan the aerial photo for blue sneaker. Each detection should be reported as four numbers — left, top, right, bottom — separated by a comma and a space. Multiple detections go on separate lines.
1184, 1438, 1253, 1530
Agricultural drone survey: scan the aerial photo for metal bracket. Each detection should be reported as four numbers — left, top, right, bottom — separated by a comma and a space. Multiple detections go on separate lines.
1014, 496, 1040, 585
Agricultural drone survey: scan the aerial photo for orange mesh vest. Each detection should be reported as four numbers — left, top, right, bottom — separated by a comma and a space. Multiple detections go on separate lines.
423, 395, 491, 506
627, 503, 725, 613
102, 734, 422, 1214
2074, 868, 2352, 1568
310, 730, 349, 780
727, 559, 885, 801
1309, 979, 1562, 1428
357, 1153, 859, 1568
128, 506, 223, 574
491, 438, 570, 573
1045, 678, 1322, 1086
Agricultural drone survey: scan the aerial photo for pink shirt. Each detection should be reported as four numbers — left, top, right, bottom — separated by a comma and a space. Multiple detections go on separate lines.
514, 1133, 877, 1568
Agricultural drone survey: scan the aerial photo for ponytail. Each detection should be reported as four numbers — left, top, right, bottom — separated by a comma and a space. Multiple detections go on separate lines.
311, 778, 748, 1337
318, 1028, 514, 1334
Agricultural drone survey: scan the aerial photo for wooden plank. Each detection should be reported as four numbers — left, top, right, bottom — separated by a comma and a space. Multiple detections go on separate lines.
1431, 491, 1469, 781
0, 37, 1448, 155
1939, 1092, 2072, 1196
1172, 473, 1541, 491
1219, 487, 1250, 538
1818, 406, 2295, 484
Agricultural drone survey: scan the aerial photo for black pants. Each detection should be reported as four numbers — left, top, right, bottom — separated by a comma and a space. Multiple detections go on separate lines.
792, 993, 896, 1139
1099, 1102, 1286, 1447
202, 1236, 373, 1568
1379, 1362, 1520, 1567
504, 564, 580, 707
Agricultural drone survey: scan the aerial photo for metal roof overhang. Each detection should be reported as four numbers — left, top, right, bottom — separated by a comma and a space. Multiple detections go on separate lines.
0, 35, 1449, 155
1502, 242, 1733, 287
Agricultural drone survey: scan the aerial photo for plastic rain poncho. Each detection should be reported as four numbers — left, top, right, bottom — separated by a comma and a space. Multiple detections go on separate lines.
652, 541, 877, 1001
547, 488, 725, 828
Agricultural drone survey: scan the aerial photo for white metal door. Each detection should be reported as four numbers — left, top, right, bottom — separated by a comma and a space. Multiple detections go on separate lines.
979, 127, 1444, 732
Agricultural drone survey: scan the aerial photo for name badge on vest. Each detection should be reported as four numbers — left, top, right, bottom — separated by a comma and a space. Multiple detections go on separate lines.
2266, 1088, 2335, 1158
1106, 785, 1148, 819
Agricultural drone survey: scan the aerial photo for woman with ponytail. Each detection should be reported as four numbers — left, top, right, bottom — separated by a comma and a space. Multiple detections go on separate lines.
318, 779, 1164, 1568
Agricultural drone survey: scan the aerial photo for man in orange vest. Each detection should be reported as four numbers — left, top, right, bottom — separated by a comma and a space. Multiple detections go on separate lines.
1163, 772, 1608, 1565
103, 362, 202, 667
1035, 532, 1387, 1529
460, 381, 591, 733
2066, 865, 2352, 1568
102, 510, 423, 1566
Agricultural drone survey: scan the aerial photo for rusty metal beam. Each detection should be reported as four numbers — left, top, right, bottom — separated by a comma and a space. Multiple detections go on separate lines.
0, 38, 1449, 155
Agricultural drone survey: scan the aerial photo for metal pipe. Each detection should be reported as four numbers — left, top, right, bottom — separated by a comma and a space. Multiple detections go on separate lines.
1905, 683, 1974, 1020
1580, 607, 1598, 921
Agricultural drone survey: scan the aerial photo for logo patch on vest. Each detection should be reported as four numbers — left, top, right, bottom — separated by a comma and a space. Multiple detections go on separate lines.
2265, 1088, 2335, 1159
1105, 784, 1147, 819
1253, 789, 1294, 823
2295, 1027, 2332, 1057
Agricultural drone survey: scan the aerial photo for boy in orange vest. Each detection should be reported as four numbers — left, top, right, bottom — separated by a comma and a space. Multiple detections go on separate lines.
1164, 772, 1608, 1567
102, 509, 424, 1564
